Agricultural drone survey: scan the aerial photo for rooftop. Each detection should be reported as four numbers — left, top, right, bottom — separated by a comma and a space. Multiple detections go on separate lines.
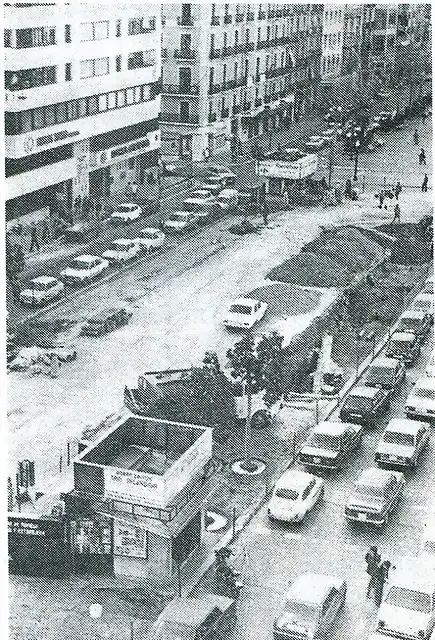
277, 469, 314, 490
390, 331, 415, 342
285, 573, 343, 605
385, 418, 425, 435
313, 421, 349, 436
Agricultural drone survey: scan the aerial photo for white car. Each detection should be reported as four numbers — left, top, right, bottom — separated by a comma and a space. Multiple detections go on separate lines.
164, 211, 199, 233
321, 129, 335, 142
136, 228, 165, 252
216, 188, 239, 213
305, 135, 326, 150
102, 238, 141, 263
198, 175, 225, 195
60, 254, 109, 285
207, 165, 236, 186
426, 351, 435, 378
267, 469, 324, 523
423, 275, 434, 295
375, 418, 429, 468
110, 203, 142, 224
405, 377, 435, 422
412, 292, 434, 319
223, 297, 268, 330
19, 276, 64, 306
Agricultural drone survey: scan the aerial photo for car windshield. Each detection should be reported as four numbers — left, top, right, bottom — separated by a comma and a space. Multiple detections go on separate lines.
308, 433, 341, 451
355, 483, 384, 498
141, 231, 156, 239
385, 587, 431, 613
31, 281, 51, 291
414, 387, 435, 400
275, 487, 299, 500
109, 242, 127, 251
345, 395, 373, 410
388, 340, 411, 355
281, 602, 317, 626
117, 205, 133, 213
70, 259, 89, 270
367, 366, 395, 385
383, 431, 414, 447
169, 213, 187, 222
229, 304, 252, 315
154, 620, 195, 640
399, 318, 422, 330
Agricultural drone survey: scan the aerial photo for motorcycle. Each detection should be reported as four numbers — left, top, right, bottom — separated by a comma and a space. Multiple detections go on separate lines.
214, 547, 244, 598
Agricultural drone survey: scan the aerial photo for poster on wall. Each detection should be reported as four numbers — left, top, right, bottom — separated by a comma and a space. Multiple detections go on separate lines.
114, 521, 148, 558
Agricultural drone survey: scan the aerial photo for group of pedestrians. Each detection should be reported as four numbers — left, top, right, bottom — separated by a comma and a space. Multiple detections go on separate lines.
365, 546, 392, 607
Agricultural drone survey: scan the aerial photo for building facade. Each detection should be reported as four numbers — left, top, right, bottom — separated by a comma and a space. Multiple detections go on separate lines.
342, 4, 364, 78
161, 3, 322, 161
5, 3, 161, 225
360, 3, 398, 89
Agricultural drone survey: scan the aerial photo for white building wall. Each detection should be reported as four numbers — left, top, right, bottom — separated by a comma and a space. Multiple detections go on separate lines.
321, 4, 345, 79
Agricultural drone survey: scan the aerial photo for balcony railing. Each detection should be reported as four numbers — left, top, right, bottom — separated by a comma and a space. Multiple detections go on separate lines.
221, 107, 230, 118
258, 10, 266, 19
267, 10, 276, 19
235, 13, 245, 23
265, 66, 293, 79
222, 46, 235, 57
160, 112, 199, 124
224, 14, 232, 24
247, 11, 255, 21
209, 48, 221, 59
208, 112, 217, 123
254, 97, 263, 107
245, 42, 255, 52
209, 83, 221, 94
211, 15, 220, 26
177, 16, 194, 26
163, 84, 200, 95
224, 79, 237, 90
174, 49, 196, 59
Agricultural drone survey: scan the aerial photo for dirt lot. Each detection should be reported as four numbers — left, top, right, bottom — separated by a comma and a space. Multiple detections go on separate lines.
248, 282, 321, 315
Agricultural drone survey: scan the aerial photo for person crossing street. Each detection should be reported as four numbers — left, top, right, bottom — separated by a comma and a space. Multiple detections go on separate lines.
422, 173, 429, 192
365, 546, 381, 599
29, 222, 40, 252
419, 148, 427, 165
392, 203, 401, 224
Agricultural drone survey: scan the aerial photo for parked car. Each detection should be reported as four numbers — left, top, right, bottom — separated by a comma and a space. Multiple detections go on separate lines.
64, 221, 100, 243
81, 308, 132, 337
345, 467, 405, 526
396, 310, 432, 342
198, 174, 226, 195
273, 573, 346, 640
365, 357, 406, 398
182, 190, 218, 223
385, 331, 421, 365
60, 255, 109, 285
152, 596, 237, 640
339, 385, 390, 428
110, 203, 142, 224
164, 211, 199, 233
405, 376, 435, 422
375, 418, 429, 468
320, 129, 335, 142
223, 297, 268, 330
216, 188, 239, 214
298, 421, 363, 471
207, 165, 236, 186
423, 275, 434, 295
19, 276, 64, 306
102, 238, 141, 263
267, 469, 324, 523
135, 228, 165, 252
375, 559, 435, 640
305, 136, 326, 151
412, 292, 434, 320
426, 351, 435, 377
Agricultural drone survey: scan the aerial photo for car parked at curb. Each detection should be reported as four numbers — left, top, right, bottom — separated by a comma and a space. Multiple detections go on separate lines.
207, 165, 236, 186
267, 469, 324, 523
223, 297, 268, 330
305, 135, 326, 151
375, 418, 429, 468
339, 385, 390, 428
135, 228, 165, 252
273, 573, 346, 640
405, 377, 435, 422
216, 188, 239, 214
365, 357, 406, 398
385, 331, 421, 366
182, 190, 218, 223
412, 292, 434, 320
81, 308, 132, 337
298, 421, 363, 471
164, 211, 199, 233
110, 203, 142, 224
396, 310, 432, 342
19, 276, 64, 306
102, 238, 141, 263
60, 255, 109, 285
198, 174, 226, 195
345, 467, 405, 526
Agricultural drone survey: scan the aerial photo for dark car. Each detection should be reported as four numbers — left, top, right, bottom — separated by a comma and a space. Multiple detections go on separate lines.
385, 331, 421, 366
339, 385, 390, 428
345, 467, 405, 526
64, 221, 100, 243
396, 310, 432, 343
152, 595, 236, 640
298, 420, 363, 471
81, 308, 132, 336
365, 357, 406, 399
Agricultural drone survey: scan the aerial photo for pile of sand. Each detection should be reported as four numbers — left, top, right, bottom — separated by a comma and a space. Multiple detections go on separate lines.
248, 282, 321, 316
304, 227, 384, 273
267, 252, 353, 288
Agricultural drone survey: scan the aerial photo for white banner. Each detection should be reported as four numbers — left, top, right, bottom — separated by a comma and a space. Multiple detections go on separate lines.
104, 467, 165, 508
257, 154, 318, 179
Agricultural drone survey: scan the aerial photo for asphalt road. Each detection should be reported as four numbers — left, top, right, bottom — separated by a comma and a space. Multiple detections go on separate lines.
225, 332, 434, 640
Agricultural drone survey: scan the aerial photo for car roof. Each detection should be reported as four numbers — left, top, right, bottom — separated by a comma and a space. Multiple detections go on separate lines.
391, 558, 435, 592
276, 468, 315, 490
369, 357, 400, 369
140, 227, 160, 234
285, 573, 343, 605
159, 595, 233, 626
118, 202, 136, 208
390, 331, 415, 342
88, 308, 124, 321
219, 189, 238, 197
356, 467, 394, 488
31, 275, 58, 285
312, 421, 351, 436
171, 210, 191, 216
415, 292, 432, 301
400, 310, 427, 320
75, 254, 99, 262
232, 297, 258, 307
384, 418, 424, 435
414, 376, 434, 390
348, 385, 380, 399
112, 238, 135, 245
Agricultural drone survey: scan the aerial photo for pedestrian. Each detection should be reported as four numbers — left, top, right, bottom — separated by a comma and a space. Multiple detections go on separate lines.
10, 277, 21, 304
158, 219, 165, 232
365, 546, 381, 599
345, 178, 352, 198
422, 173, 429, 192
378, 190, 385, 209
125, 181, 132, 196
29, 222, 40, 252
414, 129, 419, 145
40, 218, 51, 242
374, 560, 391, 607
203, 146, 210, 163
419, 148, 426, 165
394, 181, 402, 200
262, 201, 269, 226
283, 188, 289, 208
131, 181, 138, 196
392, 203, 401, 223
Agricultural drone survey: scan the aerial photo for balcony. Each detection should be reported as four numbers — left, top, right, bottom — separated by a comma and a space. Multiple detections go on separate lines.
254, 97, 262, 107
247, 11, 255, 21
211, 15, 220, 26
209, 48, 221, 60
224, 14, 232, 24
174, 49, 196, 60
162, 48, 168, 58
209, 83, 221, 94
224, 79, 237, 90
163, 84, 200, 95
222, 46, 235, 57
221, 107, 230, 118
177, 16, 194, 26
244, 42, 255, 52
232, 104, 241, 115
267, 10, 276, 19
258, 10, 266, 20
160, 112, 199, 124
208, 112, 217, 123
235, 13, 245, 23
242, 101, 251, 111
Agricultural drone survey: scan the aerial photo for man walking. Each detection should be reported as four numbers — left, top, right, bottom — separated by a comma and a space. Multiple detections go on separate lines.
422, 173, 429, 192
419, 148, 427, 165
29, 222, 40, 252
414, 129, 419, 145
365, 546, 381, 599
392, 203, 401, 224
262, 201, 269, 226
374, 560, 391, 607
394, 181, 402, 200
378, 190, 385, 209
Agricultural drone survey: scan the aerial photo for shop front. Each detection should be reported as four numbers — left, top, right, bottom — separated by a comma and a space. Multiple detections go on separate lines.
257, 151, 319, 195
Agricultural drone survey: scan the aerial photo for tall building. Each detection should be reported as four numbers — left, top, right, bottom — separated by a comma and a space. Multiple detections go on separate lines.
396, 3, 432, 99
361, 3, 398, 88
342, 4, 364, 78
161, 3, 321, 161
5, 3, 161, 225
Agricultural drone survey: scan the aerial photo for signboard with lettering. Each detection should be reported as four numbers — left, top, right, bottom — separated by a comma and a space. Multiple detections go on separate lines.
257, 154, 318, 180
8, 514, 67, 577
114, 521, 148, 558
104, 467, 165, 507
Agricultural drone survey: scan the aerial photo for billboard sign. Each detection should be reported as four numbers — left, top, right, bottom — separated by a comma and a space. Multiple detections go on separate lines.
257, 154, 318, 179
104, 467, 165, 508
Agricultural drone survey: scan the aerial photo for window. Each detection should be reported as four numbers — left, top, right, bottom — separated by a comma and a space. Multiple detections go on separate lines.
5, 66, 56, 91
78, 98, 88, 117
116, 20, 121, 37
128, 50, 155, 70
128, 17, 155, 35
4, 29, 11, 47
99, 94, 108, 112
80, 57, 109, 79
126, 87, 135, 104
65, 63, 72, 81
116, 55, 122, 72
65, 24, 71, 43
88, 96, 98, 115
108, 92, 117, 109
117, 90, 126, 107
80, 20, 109, 42
56, 103, 67, 123
16, 26, 56, 48
45, 105, 56, 126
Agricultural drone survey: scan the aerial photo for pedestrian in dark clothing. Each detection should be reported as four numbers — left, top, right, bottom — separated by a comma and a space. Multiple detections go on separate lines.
29, 223, 40, 252
392, 203, 401, 223
419, 149, 427, 165
414, 129, 419, 145
378, 190, 385, 209
10, 277, 21, 303
422, 111, 426, 124
365, 546, 381, 599
422, 173, 429, 192
158, 219, 165, 232
394, 181, 402, 200
374, 561, 391, 607
345, 178, 352, 198
262, 202, 269, 226
40, 219, 51, 242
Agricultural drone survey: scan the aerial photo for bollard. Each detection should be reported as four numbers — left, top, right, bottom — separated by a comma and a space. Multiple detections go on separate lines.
67, 442, 71, 466
59, 455, 63, 473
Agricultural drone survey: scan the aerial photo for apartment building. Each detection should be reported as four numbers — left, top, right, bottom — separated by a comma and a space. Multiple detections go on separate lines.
161, 3, 322, 161
5, 3, 161, 225
360, 4, 398, 88
342, 4, 364, 78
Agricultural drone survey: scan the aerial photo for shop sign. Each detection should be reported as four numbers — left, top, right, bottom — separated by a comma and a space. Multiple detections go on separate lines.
8, 514, 63, 539
104, 467, 165, 507
257, 153, 318, 179
114, 521, 147, 558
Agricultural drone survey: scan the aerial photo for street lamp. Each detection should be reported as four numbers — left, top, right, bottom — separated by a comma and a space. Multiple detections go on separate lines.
353, 139, 360, 181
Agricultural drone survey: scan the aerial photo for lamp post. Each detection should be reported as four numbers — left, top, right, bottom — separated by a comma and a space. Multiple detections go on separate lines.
353, 139, 360, 181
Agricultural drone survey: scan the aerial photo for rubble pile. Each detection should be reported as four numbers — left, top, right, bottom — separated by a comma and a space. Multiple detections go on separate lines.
248, 282, 321, 315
